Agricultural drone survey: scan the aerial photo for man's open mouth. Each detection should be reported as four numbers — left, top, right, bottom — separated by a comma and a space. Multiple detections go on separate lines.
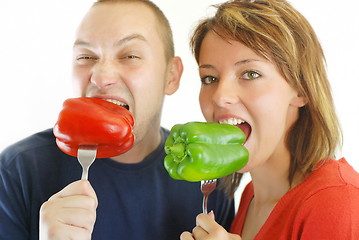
104, 98, 129, 110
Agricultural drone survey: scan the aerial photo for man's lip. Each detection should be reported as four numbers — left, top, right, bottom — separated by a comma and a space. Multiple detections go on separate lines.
90, 95, 130, 110
90, 95, 127, 104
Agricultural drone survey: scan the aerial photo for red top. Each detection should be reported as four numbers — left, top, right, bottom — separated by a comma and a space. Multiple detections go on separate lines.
230, 158, 359, 239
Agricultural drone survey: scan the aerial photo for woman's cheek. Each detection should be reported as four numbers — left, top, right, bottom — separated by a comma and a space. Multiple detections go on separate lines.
199, 93, 212, 120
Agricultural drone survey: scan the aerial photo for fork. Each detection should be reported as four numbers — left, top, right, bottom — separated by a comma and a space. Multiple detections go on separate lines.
77, 145, 98, 180
200, 179, 217, 214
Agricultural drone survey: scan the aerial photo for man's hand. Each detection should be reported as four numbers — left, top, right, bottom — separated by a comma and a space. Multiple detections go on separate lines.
39, 180, 98, 240
180, 212, 241, 240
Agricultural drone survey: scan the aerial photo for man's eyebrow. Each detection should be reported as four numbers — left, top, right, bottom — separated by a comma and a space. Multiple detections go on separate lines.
73, 39, 90, 48
73, 34, 147, 48
115, 34, 147, 46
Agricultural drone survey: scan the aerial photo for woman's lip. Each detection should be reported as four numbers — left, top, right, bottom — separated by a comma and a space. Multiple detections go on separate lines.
217, 113, 247, 123
217, 115, 252, 145
238, 122, 251, 146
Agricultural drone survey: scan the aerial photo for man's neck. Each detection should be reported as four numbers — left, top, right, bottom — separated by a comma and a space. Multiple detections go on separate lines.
110, 128, 162, 164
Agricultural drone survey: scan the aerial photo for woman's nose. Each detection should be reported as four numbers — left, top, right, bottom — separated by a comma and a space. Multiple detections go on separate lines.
212, 78, 240, 107
90, 61, 119, 89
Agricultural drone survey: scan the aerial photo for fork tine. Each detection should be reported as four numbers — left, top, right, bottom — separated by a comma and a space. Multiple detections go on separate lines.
200, 179, 217, 214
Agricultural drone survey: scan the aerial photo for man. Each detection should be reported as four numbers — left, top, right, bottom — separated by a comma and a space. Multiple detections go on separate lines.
0, 0, 234, 239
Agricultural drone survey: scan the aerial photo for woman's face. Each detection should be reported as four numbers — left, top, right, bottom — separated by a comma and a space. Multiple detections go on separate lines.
197, 31, 306, 172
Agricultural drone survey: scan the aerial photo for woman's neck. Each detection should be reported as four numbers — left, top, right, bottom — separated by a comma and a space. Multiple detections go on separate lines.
249, 149, 305, 205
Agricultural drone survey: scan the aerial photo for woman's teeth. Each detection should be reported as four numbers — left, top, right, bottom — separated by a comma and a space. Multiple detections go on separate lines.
219, 118, 245, 125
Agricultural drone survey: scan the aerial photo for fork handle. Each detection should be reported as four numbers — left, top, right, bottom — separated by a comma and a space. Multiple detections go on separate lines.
81, 167, 89, 180
202, 195, 209, 214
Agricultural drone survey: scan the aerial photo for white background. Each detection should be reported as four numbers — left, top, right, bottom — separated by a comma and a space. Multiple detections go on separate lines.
1, 0, 358, 172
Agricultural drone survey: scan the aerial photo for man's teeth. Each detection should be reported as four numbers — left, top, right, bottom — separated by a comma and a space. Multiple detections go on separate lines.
104, 99, 127, 107
219, 118, 245, 125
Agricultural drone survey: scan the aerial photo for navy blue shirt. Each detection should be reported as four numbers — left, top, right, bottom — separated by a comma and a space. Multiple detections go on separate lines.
0, 128, 234, 240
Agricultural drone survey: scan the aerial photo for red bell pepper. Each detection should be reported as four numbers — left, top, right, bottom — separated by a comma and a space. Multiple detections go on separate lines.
53, 97, 135, 158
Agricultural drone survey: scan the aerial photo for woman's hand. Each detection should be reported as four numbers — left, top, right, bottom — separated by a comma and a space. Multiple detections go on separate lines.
180, 212, 242, 240
39, 180, 98, 240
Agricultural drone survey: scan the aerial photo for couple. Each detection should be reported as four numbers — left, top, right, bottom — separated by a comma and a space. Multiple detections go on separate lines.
1, 0, 358, 239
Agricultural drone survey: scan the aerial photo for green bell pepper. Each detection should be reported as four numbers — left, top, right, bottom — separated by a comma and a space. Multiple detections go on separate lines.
164, 122, 249, 182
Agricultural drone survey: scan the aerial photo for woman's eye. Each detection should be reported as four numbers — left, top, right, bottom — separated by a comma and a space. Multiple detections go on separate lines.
242, 70, 261, 80
201, 76, 217, 85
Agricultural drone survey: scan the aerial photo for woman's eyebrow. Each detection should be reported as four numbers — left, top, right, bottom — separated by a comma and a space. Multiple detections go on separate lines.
199, 59, 261, 69
198, 64, 215, 69
234, 59, 261, 66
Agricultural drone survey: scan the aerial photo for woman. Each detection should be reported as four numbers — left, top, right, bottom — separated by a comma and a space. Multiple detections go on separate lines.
181, 0, 359, 239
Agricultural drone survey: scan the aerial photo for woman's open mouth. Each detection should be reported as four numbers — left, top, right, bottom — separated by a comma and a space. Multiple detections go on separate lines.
219, 118, 252, 144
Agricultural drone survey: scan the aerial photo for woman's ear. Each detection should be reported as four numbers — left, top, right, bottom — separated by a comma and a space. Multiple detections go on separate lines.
290, 93, 308, 108
164, 56, 183, 95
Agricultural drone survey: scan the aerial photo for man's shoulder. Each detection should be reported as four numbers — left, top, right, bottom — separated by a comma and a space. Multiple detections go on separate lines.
0, 128, 58, 167
161, 127, 170, 138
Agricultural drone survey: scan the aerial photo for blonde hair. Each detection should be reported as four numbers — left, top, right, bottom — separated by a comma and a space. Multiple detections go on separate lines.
190, 0, 342, 198
94, 0, 174, 61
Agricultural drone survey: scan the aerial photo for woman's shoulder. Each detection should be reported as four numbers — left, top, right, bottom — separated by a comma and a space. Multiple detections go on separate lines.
298, 158, 359, 209
313, 158, 359, 189
336, 157, 359, 188
283, 158, 359, 213
288, 159, 359, 237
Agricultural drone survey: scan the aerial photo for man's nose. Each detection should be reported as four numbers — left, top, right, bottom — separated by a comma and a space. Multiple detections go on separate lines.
90, 61, 119, 89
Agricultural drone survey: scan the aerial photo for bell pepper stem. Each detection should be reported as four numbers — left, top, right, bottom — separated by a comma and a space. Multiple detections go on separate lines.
166, 138, 186, 163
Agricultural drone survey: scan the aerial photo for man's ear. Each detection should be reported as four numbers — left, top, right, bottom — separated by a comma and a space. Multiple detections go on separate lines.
165, 56, 183, 95
290, 93, 308, 108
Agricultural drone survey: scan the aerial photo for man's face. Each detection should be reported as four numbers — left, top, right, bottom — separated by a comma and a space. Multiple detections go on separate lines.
72, 2, 174, 144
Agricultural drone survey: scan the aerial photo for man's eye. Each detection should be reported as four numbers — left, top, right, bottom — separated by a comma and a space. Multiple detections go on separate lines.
201, 76, 217, 85
76, 55, 97, 61
126, 55, 139, 59
242, 70, 261, 80
122, 55, 141, 60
